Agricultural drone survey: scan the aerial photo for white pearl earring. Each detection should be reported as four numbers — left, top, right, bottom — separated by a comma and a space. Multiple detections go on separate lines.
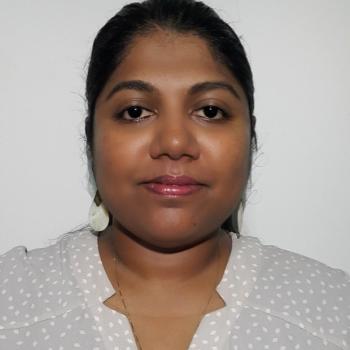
88, 192, 109, 232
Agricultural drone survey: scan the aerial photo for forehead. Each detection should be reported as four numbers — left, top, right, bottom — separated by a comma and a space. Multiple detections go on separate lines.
120, 30, 221, 73
100, 30, 244, 98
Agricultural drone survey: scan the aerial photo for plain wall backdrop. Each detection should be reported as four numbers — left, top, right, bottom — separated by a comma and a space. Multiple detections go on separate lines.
0, 0, 349, 273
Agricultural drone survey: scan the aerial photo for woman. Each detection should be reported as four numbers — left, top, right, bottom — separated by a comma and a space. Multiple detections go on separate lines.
1, 0, 349, 349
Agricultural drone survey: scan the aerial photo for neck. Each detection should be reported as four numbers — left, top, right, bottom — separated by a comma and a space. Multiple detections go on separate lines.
99, 224, 231, 283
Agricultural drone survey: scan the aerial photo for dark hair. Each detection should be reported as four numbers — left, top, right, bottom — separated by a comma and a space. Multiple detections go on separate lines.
85, 0, 257, 234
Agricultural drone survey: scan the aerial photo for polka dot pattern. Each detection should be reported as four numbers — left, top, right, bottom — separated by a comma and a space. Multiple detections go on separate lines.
0, 230, 349, 349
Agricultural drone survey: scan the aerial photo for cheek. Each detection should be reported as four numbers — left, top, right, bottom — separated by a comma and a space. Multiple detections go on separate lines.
92, 126, 144, 203
208, 132, 251, 205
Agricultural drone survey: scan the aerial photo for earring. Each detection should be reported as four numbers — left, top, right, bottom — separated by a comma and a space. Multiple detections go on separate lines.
88, 191, 109, 232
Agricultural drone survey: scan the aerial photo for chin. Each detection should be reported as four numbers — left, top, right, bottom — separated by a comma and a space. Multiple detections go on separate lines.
114, 217, 219, 251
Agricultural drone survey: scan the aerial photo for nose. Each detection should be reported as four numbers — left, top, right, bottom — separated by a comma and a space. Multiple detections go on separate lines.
149, 109, 200, 161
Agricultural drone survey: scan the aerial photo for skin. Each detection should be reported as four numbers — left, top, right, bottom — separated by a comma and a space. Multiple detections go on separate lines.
92, 29, 251, 349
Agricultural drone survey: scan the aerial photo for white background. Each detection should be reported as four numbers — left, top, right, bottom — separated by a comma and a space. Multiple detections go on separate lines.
0, 0, 349, 273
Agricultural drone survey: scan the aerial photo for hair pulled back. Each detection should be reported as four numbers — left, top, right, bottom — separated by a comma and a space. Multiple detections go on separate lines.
85, 0, 257, 234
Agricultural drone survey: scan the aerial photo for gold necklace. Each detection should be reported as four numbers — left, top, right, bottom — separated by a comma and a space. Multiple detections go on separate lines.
111, 232, 226, 350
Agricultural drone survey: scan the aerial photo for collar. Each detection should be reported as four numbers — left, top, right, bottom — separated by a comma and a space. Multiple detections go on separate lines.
67, 230, 262, 309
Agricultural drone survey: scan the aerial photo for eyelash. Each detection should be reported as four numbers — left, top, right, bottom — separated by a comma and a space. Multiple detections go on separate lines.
114, 104, 230, 122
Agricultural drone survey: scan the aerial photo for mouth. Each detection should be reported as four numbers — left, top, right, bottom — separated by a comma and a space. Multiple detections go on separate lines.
141, 175, 206, 197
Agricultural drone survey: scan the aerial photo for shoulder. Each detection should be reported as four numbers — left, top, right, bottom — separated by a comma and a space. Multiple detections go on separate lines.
242, 235, 350, 349
0, 229, 94, 330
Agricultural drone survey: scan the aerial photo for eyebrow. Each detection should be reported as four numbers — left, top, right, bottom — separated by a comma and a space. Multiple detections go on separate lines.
105, 80, 241, 101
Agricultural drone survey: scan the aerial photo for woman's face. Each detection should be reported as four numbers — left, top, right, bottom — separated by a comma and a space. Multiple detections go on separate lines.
93, 30, 251, 249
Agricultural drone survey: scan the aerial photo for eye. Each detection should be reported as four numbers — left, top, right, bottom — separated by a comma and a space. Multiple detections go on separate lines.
195, 105, 229, 120
114, 105, 153, 122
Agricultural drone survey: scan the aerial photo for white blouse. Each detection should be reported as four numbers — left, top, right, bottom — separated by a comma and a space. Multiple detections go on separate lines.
0, 229, 349, 349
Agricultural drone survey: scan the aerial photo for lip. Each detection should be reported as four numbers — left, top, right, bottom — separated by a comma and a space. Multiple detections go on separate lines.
141, 175, 205, 197
142, 175, 203, 186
